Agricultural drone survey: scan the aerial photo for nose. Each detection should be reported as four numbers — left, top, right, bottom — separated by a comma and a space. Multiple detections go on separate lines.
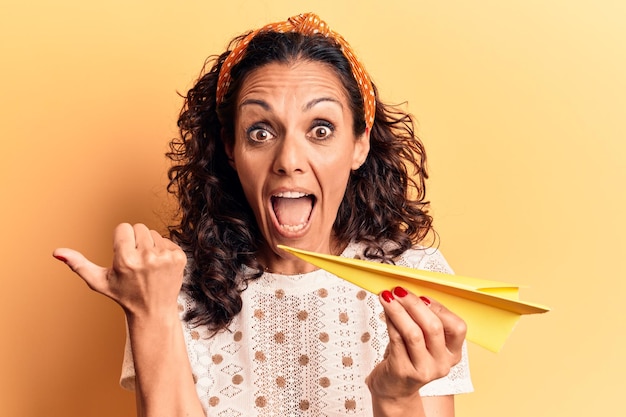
272, 133, 306, 175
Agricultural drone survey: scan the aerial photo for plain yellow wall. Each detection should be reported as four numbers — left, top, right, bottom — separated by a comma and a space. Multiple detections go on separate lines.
1, 1, 624, 416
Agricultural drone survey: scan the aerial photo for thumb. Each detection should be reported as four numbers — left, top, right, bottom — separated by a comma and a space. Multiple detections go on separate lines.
53, 248, 110, 294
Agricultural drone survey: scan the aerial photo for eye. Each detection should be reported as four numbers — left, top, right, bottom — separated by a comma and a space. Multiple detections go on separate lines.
247, 125, 275, 143
308, 121, 334, 141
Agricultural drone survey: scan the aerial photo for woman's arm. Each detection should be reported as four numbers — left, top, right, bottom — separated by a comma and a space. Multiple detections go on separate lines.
422, 396, 455, 417
366, 287, 466, 417
54, 223, 205, 417
128, 308, 204, 417
369, 393, 454, 417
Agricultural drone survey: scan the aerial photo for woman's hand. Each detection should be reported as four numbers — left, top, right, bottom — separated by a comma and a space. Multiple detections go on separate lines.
366, 286, 466, 416
52, 223, 187, 318
54, 223, 205, 417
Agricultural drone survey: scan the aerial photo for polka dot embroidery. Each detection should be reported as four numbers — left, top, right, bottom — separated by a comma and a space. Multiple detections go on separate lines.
339, 312, 349, 323
233, 331, 242, 342
319, 377, 331, 388
208, 396, 220, 407
212, 354, 223, 364
215, 12, 376, 130
274, 332, 286, 343
342, 356, 353, 367
255, 396, 267, 407
345, 398, 357, 410
356, 290, 367, 300
232, 374, 243, 385
300, 400, 310, 410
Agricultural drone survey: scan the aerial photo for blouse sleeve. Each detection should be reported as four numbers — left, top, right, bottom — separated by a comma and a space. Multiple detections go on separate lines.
119, 321, 136, 391
400, 247, 475, 396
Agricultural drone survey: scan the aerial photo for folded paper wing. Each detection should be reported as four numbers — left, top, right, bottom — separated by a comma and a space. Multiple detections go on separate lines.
278, 245, 549, 352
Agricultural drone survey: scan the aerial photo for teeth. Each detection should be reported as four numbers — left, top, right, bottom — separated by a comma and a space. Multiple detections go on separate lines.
280, 223, 307, 232
273, 191, 308, 198
271, 192, 313, 233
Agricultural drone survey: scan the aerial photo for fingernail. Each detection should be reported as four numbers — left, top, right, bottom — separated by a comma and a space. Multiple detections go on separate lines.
393, 286, 408, 297
419, 296, 431, 306
53, 254, 68, 263
381, 290, 394, 303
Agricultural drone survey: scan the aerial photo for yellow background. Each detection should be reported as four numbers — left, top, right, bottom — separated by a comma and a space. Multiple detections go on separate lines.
1, 0, 624, 416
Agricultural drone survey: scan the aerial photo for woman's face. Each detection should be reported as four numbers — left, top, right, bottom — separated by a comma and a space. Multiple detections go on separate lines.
226, 60, 369, 274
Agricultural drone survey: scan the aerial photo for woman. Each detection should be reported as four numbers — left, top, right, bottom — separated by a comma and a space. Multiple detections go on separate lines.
54, 13, 472, 417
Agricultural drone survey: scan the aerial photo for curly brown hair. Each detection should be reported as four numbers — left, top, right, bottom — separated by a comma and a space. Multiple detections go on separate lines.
167, 31, 433, 333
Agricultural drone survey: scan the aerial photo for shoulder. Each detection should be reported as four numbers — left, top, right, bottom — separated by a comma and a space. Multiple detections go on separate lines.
344, 241, 455, 274
396, 245, 455, 274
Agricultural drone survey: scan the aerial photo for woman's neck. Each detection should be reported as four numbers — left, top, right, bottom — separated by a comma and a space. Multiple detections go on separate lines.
257, 237, 348, 275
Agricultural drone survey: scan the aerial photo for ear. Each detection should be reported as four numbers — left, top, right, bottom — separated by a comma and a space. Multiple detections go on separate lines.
223, 136, 237, 170
351, 128, 371, 170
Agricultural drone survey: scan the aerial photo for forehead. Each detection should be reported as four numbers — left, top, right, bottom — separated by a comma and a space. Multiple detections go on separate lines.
236, 60, 349, 105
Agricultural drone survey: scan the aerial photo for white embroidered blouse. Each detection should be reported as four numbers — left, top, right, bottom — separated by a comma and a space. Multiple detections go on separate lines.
121, 242, 473, 416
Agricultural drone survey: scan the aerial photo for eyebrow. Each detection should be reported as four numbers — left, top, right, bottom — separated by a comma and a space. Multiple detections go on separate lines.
239, 99, 271, 111
303, 97, 343, 111
238, 97, 343, 112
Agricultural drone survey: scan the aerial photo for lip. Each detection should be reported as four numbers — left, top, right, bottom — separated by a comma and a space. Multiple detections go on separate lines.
267, 187, 317, 238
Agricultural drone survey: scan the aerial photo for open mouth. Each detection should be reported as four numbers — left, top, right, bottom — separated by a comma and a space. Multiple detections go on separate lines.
271, 191, 316, 233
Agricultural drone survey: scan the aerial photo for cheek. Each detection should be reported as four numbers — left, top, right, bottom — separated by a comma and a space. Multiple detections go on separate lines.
240, 171, 262, 200
321, 163, 352, 201
233, 155, 262, 199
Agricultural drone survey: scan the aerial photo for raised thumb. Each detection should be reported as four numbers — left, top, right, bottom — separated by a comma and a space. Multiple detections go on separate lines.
53, 247, 109, 294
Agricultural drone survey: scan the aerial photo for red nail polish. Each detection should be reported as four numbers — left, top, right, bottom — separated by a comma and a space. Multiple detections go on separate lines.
419, 296, 431, 306
381, 290, 394, 303
393, 286, 408, 297
53, 254, 68, 263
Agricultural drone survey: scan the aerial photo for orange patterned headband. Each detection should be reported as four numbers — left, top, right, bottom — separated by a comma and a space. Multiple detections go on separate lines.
216, 12, 376, 130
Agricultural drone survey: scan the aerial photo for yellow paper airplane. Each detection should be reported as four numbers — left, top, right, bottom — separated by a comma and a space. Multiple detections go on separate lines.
278, 245, 549, 352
